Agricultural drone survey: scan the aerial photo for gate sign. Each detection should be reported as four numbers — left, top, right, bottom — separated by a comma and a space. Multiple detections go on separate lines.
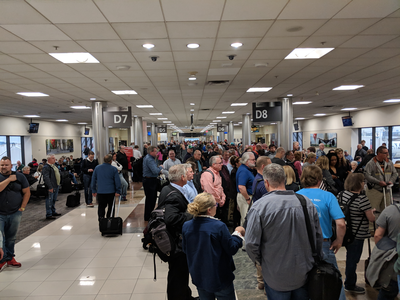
252, 102, 282, 122
217, 125, 225, 132
103, 107, 132, 128
158, 126, 167, 133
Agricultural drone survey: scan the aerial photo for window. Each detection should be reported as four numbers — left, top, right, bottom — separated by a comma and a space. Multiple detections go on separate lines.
293, 132, 303, 150
361, 128, 373, 150
0, 136, 24, 170
375, 127, 389, 151
0, 136, 6, 158
392, 126, 400, 162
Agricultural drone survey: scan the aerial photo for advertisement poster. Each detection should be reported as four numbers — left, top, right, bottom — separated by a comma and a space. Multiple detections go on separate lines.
46, 139, 74, 155
124, 146, 133, 170
310, 133, 337, 148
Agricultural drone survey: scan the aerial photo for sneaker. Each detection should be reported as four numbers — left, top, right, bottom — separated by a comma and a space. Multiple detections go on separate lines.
345, 286, 365, 294
52, 213, 61, 216
257, 282, 264, 290
87, 203, 94, 207
7, 258, 21, 268
0, 261, 7, 272
46, 216, 56, 220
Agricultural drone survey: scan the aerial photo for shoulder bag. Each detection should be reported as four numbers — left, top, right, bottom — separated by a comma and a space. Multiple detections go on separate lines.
295, 194, 343, 300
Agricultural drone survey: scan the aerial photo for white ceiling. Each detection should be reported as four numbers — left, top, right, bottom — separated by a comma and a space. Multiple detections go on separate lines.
0, 0, 399, 132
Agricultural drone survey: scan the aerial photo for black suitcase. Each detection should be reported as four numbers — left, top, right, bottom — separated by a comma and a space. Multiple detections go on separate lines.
99, 197, 123, 236
66, 191, 80, 207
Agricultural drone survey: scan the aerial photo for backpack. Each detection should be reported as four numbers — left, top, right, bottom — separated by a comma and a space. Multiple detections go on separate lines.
141, 191, 177, 279
332, 191, 364, 247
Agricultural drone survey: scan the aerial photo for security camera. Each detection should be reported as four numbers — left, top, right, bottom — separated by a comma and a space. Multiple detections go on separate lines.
150, 56, 159, 62
227, 54, 236, 61
190, 124, 195, 130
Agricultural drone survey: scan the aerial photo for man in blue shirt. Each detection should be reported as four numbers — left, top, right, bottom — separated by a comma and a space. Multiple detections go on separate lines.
297, 165, 346, 300
252, 156, 271, 203
91, 154, 121, 222
236, 152, 255, 226
143, 145, 163, 221
344, 150, 353, 162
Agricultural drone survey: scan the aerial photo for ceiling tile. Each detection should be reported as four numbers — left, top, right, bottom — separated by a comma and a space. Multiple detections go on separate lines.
222, 0, 288, 20
0, 0, 51, 24
94, 0, 164, 22
211, 50, 252, 61
1, 25, 71, 41
266, 20, 328, 37
361, 18, 400, 35
381, 36, 400, 48
340, 35, 398, 48
219, 21, 273, 38
56, 23, 120, 40
132, 52, 174, 63
214, 38, 262, 51
161, 0, 225, 21
0, 55, 24, 65
170, 39, 215, 51
112, 23, 168, 39
139, 62, 175, 70
314, 19, 379, 36
166, 22, 219, 39
0, 42, 43, 54
0, 64, 40, 73
26, 0, 107, 23
299, 35, 353, 48
0, 28, 23, 41
257, 36, 307, 50
279, 0, 350, 19
333, 0, 400, 18
30, 41, 86, 53
9, 54, 60, 64
77, 40, 129, 53
92, 53, 137, 63
124, 39, 171, 52
173, 51, 212, 62
32, 64, 76, 72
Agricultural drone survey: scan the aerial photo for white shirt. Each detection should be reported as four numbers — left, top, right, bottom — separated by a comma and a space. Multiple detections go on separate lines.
133, 149, 142, 159
112, 160, 123, 173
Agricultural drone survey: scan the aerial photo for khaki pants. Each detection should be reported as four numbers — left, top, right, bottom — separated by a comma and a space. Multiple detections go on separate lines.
255, 262, 264, 285
365, 188, 391, 230
237, 193, 251, 226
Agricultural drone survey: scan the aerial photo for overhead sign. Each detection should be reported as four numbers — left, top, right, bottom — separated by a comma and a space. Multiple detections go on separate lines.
103, 107, 132, 128
158, 126, 167, 133
252, 102, 282, 122
217, 125, 225, 132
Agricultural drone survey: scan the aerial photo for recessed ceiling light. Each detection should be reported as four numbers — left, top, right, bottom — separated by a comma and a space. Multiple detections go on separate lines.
142, 43, 155, 49
222, 111, 235, 114
49, 52, 99, 64
295, 118, 305, 120
341, 108, 357, 111
293, 101, 312, 105
17, 92, 49, 97
56, 119, 68, 122
157, 118, 168, 120
137, 105, 154, 108
210, 123, 217, 124
24, 115, 40, 118
190, 109, 194, 111
285, 48, 334, 59
70, 106, 90, 109
231, 42, 243, 48
90, 98, 96, 100
187, 43, 200, 49
287, 94, 293, 97
231, 103, 248, 106
383, 99, 400, 103
188, 77, 196, 81
314, 113, 326, 117
77, 122, 87, 125
190, 103, 195, 105
246, 87, 272, 93
216, 117, 226, 119
149, 113, 162, 115
112, 90, 137, 95
213, 120, 221, 122
333, 85, 364, 90
163, 121, 171, 123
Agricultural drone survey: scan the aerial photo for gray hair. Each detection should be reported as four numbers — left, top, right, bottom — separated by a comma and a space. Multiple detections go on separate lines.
350, 161, 358, 166
22, 166, 30, 172
240, 152, 254, 164
47, 154, 55, 160
209, 155, 220, 166
262, 163, 285, 188
104, 154, 113, 164
168, 164, 187, 182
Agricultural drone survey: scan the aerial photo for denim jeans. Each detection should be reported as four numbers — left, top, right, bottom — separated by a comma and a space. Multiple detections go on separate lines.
197, 282, 236, 300
377, 279, 399, 300
344, 238, 364, 289
322, 241, 346, 300
264, 280, 308, 300
0, 210, 22, 263
119, 173, 127, 197
46, 186, 59, 217
83, 174, 93, 204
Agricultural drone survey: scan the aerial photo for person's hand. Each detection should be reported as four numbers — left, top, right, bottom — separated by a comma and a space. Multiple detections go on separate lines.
330, 239, 342, 254
9, 174, 17, 182
115, 193, 120, 198
88, 169, 93, 172
332, 175, 338, 179
219, 199, 225, 207
379, 181, 387, 187
48, 188, 54, 193
0, 248, 3, 261
92, 193, 97, 197
235, 226, 245, 237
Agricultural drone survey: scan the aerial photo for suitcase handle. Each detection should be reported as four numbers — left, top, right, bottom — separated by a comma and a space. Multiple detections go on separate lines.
110, 195, 121, 218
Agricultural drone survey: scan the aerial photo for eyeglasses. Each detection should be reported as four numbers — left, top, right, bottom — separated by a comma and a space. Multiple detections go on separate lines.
214, 203, 218, 207
381, 152, 389, 154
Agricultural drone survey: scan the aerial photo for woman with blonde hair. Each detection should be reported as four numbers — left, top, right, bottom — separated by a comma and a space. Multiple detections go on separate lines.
182, 193, 245, 300
283, 165, 300, 191
315, 156, 336, 189
302, 152, 316, 170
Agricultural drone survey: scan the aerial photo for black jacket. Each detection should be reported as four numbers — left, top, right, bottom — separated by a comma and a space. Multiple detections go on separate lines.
42, 164, 60, 189
81, 159, 98, 176
116, 151, 129, 170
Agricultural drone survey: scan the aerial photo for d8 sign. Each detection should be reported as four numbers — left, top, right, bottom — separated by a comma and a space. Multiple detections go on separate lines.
252, 102, 282, 122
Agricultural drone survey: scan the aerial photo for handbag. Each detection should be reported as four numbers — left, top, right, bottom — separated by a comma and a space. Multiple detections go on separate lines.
36, 173, 48, 196
319, 177, 338, 196
295, 194, 343, 300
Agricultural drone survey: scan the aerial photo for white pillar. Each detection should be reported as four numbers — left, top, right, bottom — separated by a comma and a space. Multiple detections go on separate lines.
279, 97, 293, 151
228, 121, 234, 143
242, 114, 251, 151
92, 101, 108, 160
151, 123, 157, 146
134, 117, 143, 149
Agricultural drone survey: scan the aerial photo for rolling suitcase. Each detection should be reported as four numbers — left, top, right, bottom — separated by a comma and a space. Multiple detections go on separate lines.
66, 191, 81, 207
99, 196, 123, 236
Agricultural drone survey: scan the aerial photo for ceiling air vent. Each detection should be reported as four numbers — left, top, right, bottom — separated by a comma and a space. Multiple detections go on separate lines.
201, 109, 211, 111
59, 111, 73, 113
207, 80, 229, 86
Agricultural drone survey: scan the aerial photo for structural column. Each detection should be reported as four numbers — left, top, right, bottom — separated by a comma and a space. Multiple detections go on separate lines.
242, 114, 251, 151
279, 97, 293, 151
134, 117, 143, 150
218, 127, 225, 142
92, 101, 108, 161
151, 123, 157, 146
142, 120, 148, 143
228, 121, 234, 144
130, 117, 135, 144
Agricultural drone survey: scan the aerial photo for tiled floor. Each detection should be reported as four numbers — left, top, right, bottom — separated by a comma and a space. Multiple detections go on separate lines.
3, 183, 398, 299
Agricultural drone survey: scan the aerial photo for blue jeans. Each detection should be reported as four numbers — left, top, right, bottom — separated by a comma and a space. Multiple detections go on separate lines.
398, 275, 400, 295
322, 241, 346, 300
264, 280, 308, 300
344, 238, 364, 289
46, 186, 59, 217
197, 283, 236, 300
119, 173, 127, 197
83, 174, 93, 204
0, 210, 22, 263
377, 279, 399, 300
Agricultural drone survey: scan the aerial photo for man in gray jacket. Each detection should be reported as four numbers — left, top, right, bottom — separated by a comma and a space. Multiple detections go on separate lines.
246, 163, 323, 298
42, 154, 61, 220
364, 146, 398, 220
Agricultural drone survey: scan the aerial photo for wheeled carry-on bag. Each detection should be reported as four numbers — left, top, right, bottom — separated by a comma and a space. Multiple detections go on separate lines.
66, 191, 81, 207
99, 196, 123, 236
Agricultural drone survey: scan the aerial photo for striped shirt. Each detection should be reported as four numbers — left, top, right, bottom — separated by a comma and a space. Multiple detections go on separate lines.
338, 191, 372, 239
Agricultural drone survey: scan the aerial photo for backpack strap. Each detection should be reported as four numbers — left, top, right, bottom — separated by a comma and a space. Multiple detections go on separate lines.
205, 169, 215, 182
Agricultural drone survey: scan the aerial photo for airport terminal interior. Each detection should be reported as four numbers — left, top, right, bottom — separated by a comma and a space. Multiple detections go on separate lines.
0, 0, 400, 299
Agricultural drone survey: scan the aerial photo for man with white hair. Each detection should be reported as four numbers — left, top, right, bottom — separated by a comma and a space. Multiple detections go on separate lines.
236, 152, 256, 225
42, 154, 61, 219
200, 155, 225, 207
354, 144, 367, 160
316, 143, 326, 158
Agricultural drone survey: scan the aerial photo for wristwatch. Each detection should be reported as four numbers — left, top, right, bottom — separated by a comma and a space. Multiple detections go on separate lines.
20, 207, 25, 211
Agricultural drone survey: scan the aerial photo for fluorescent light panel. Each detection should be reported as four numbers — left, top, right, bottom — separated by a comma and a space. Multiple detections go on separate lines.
142, 43, 155, 49
24, 115, 40, 118
212, 120, 221, 122
341, 108, 357, 111
137, 105, 153, 108
78, 122, 87, 125
246, 87, 272, 93
71, 106, 90, 109
157, 118, 168, 120
49, 52, 99, 63
222, 111, 235, 114
149, 113, 162, 115
383, 99, 400, 103
295, 118, 305, 120
333, 85, 364, 90
293, 101, 312, 105
56, 119, 68, 122
216, 117, 226, 119
112, 90, 137, 95
285, 48, 334, 59
314, 113, 326, 116
231, 103, 248, 106
17, 92, 48, 97
163, 121, 171, 123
